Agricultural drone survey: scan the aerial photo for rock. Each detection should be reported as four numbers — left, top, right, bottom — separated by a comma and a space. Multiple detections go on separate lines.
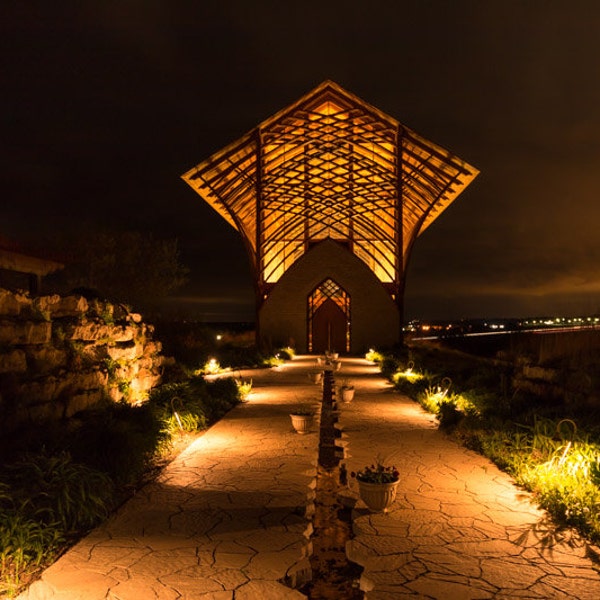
143, 340, 162, 355
26, 347, 69, 373
0, 288, 22, 316
107, 342, 144, 362
0, 320, 52, 345
18, 376, 62, 405
69, 323, 134, 343
21, 400, 63, 423
65, 389, 105, 417
33, 294, 61, 315
66, 369, 109, 391
0, 349, 27, 373
34, 294, 89, 318
132, 370, 161, 393
0, 291, 163, 431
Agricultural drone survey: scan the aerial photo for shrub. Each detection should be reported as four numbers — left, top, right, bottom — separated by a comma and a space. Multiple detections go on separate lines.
365, 349, 383, 364
1, 452, 114, 533
67, 403, 167, 486
0, 452, 114, 596
416, 385, 442, 414
148, 375, 241, 435
262, 354, 284, 367
277, 346, 295, 360
381, 343, 600, 545
0, 511, 64, 596
235, 378, 253, 401
200, 358, 222, 375
437, 399, 463, 429
204, 377, 241, 419
0, 361, 247, 596
392, 369, 432, 396
380, 356, 401, 379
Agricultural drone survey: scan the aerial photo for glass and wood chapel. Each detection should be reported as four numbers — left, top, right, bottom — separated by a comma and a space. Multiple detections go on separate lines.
183, 81, 478, 353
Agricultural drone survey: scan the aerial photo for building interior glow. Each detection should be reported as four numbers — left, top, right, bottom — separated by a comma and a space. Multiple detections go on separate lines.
182, 81, 479, 309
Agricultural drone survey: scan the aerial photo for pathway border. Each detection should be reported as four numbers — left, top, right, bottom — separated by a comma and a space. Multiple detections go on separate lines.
337, 358, 600, 599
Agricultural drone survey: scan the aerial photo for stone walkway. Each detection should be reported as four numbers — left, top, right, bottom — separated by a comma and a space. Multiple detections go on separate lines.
18, 356, 600, 599
19, 358, 321, 600
339, 358, 600, 599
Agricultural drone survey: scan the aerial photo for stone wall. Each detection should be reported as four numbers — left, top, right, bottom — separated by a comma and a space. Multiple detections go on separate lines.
259, 239, 400, 353
501, 330, 600, 406
0, 288, 166, 431
512, 363, 600, 407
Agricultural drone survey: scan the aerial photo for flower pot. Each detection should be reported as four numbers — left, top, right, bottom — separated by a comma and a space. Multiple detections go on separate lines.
290, 413, 314, 434
308, 370, 322, 384
340, 386, 355, 402
357, 479, 399, 512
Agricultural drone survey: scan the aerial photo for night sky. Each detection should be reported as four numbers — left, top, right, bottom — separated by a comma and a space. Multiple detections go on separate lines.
3, 1, 600, 322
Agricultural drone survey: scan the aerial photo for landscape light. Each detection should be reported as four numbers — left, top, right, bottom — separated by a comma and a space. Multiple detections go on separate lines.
201, 357, 222, 375
393, 361, 424, 384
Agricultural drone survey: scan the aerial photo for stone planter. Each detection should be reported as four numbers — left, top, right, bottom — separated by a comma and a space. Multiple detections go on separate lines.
357, 479, 399, 512
340, 386, 355, 402
290, 413, 314, 434
308, 370, 323, 384
323, 360, 341, 372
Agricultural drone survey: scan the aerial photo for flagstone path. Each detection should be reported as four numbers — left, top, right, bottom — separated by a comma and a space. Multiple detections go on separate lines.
17, 356, 600, 599
339, 358, 600, 599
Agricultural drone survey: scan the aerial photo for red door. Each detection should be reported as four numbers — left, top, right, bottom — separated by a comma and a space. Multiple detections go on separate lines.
312, 298, 347, 354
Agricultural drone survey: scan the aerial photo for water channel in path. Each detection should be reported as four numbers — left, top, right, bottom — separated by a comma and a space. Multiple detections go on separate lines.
299, 369, 364, 599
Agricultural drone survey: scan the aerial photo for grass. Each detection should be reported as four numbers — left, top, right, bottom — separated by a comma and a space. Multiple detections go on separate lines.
472, 418, 600, 541
0, 325, 291, 595
0, 512, 64, 596
235, 378, 253, 401
0, 452, 113, 596
374, 343, 600, 545
0, 370, 246, 596
0, 317, 293, 595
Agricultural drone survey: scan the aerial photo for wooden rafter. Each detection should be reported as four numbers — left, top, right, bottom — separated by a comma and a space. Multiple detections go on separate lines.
182, 80, 478, 301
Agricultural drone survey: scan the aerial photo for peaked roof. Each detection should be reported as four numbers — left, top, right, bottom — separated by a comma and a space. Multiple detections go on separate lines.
182, 81, 478, 289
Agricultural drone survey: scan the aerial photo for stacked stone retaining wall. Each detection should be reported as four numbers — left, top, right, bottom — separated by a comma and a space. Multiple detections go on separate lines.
512, 363, 600, 406
0, 288, 165, 432
494, 331, 600, 406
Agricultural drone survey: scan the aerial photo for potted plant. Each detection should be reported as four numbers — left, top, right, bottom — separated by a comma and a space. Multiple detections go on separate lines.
338, 379, 355, 402
308, 370, 323, 384
290, 409, 316, 434
350, 461, 399, 512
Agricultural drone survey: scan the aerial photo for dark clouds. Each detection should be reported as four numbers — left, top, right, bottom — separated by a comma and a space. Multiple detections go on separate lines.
2, 1, 600, 320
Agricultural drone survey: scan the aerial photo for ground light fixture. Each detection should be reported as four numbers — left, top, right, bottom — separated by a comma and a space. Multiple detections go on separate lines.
393, 361, 424, 384
201, 357, 222, 376
425, 377, 452, 406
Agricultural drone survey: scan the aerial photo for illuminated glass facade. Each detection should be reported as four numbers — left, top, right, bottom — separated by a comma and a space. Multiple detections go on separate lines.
182, 81, 478, 348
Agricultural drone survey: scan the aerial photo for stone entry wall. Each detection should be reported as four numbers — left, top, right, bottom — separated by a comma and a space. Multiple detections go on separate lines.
0, 288, 165, 432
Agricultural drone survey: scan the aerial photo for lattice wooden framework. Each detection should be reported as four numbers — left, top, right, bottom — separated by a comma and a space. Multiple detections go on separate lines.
182, 81, 478, 307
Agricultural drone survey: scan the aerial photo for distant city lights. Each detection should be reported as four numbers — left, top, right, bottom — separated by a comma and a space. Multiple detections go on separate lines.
405, 314, 600, 339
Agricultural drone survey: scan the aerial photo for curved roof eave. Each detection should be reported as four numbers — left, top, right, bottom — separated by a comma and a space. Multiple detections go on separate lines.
181, 80, 480, 274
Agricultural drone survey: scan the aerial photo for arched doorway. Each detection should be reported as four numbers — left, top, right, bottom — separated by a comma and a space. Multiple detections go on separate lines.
308, 278, 350, 353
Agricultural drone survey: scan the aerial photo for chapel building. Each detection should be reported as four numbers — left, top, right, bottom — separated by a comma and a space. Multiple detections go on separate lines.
182, 81, 478, 353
